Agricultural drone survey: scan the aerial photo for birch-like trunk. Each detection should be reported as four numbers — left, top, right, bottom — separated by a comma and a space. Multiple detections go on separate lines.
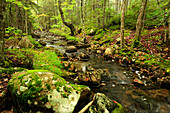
120, 0, 126, 48
134, 0, 147, 46
103, 0, 106, 29
81, 0, 85, 38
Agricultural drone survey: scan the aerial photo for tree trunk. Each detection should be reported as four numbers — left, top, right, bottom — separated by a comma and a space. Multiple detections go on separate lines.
58, 0, 76, 36
169, 16, 170, 41
0, 0, 5, 65
120, 0, 126, 48
134, 0, 147, 46
10, 3, 14, 27
81, 0, 85, 38
116, 0, 118, 12
25, 0, 28, 34
103, 0, 106, 29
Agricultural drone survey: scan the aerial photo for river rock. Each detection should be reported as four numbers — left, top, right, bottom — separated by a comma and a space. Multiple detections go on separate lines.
8, 70, 90, 113
78, 69, 106, 85
88, 93, 125, 113
67, 40, 78, 45
55, 48, 67, 58
104, 48, 115, 56
39, 40, 47, 46
31, 33, 40, 39
18, 36, 33, 48
78, 52, 90, 61
76, 44, 91, 49
133, 78, 144, 86
65, 46, 77, 53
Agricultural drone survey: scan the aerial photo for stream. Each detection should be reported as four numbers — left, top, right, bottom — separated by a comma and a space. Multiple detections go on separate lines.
36, 32, 170, 113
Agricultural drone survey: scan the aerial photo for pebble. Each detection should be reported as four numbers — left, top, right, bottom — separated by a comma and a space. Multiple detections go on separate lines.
112, 84, 115, 87
143, 98, 146, 101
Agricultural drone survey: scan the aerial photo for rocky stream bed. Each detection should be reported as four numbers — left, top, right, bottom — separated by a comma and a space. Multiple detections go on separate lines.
37, 32, 170, 113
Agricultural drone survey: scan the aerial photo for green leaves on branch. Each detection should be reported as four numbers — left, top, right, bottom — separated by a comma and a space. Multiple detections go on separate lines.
6, 0, 29, 10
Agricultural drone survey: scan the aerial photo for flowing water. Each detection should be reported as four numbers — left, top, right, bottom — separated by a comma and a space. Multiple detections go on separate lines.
37, 32, 170, 113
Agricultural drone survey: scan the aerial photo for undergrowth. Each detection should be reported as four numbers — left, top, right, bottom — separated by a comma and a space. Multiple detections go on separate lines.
49, 29, 80, 41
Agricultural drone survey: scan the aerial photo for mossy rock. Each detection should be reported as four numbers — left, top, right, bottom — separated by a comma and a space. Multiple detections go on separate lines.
8, 70, 90, 113
88, 93, 126, 113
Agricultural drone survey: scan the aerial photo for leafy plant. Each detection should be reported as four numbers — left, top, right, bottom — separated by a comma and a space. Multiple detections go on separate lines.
5, 27, 22, 36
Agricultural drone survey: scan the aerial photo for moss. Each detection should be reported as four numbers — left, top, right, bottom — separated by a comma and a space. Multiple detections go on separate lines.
31, 75, 42, 87
54, 81, 66, 87
40, 96, 48, 102
26, 70, 48, 74
64, 86, 72, 93
112, 102, 126, 113
45, 84, 51, 90
53, 76, 66, 82
61, 92, 68, 98
70, 84, 88, 91
18, 73, 27, 79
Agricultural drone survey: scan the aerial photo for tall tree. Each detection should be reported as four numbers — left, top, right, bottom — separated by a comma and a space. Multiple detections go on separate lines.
116, 0, 118, 12
134, 0, 147, 46
169, 17, 170, 41
120, 0, 126, 48
58, 0, 76, 36
81, 0, 85, 39
103, 0, 106, 29
0, 0, 6, 65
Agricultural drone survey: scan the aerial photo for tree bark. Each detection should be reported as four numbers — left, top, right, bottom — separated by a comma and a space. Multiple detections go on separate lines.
103, 0, 106, 30
81, 0, 85, 38
25, 0, 28, 34
0, 0, 5, 65
120, 0, 126, 48
134, 0, 147, 46
116, 0, 118, 12
169, 16, 170, 41
58, 0, 76, 36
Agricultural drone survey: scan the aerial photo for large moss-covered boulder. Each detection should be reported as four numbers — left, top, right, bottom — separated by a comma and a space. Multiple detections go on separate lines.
8, 70, 90, 113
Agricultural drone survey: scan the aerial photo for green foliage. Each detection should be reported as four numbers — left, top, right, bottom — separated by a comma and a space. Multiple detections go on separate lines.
51, 24, 61, 29
108, 14, 121, 28
0, 67, 25, 78
5, 27, 22, 36
49, 29, 80, 41
27, 35, 42, 48
7, 36, 15, 40
95, 29, 106, 35
5, 48, 33, 68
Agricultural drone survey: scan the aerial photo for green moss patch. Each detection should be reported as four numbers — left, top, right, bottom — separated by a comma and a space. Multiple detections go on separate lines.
112, 102, 126, 113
